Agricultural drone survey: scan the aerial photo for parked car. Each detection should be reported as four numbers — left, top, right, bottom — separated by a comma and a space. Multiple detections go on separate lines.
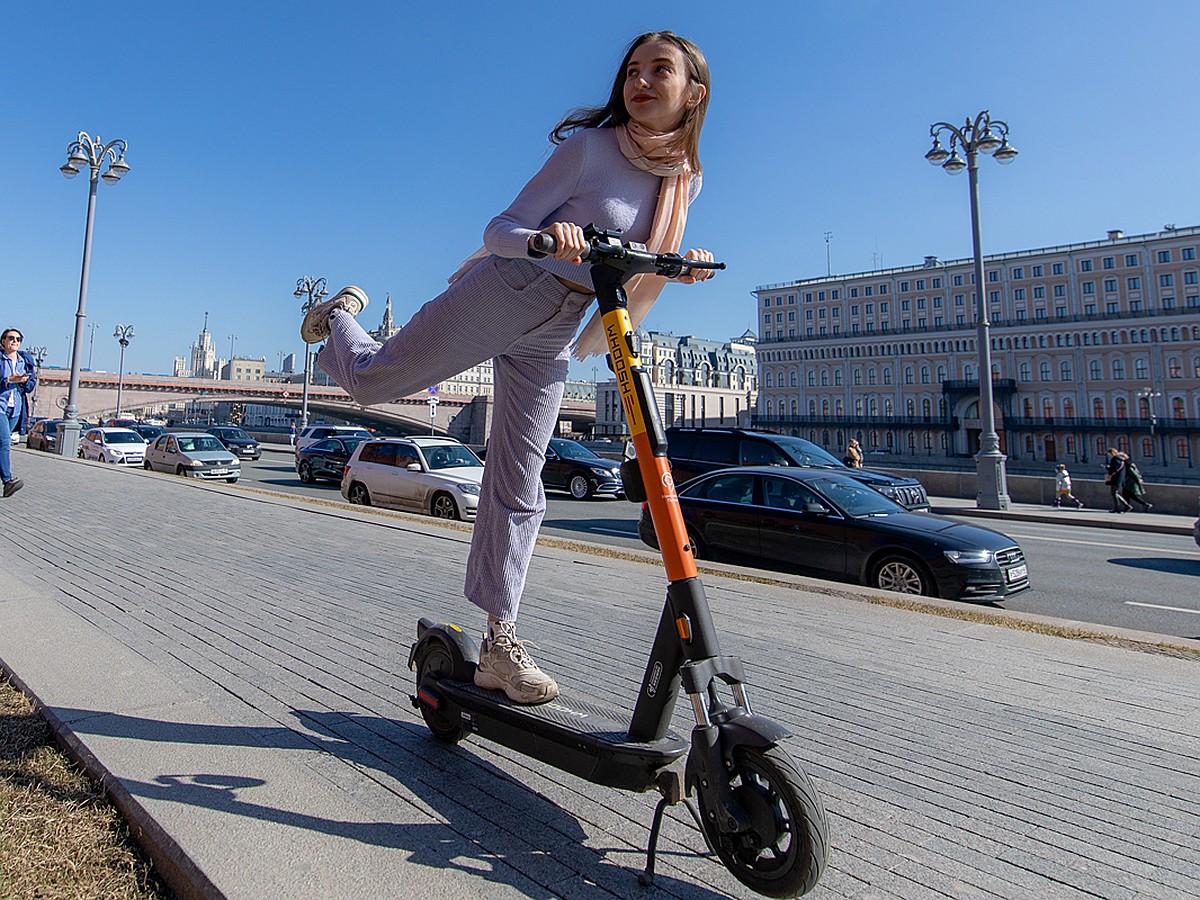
27, 418, 64, 453
130, 423, 167, 443
297, 436, 368, 484
144, 432, 241, 483
296, 424, 374, 453
79, 427, 149, 467
207, 426, 262, 460
665, 427, 930, 511
637, 467, 1029, 601
341, 436, 484, 520
104, 417, 140, 429
541, 437, 623, 499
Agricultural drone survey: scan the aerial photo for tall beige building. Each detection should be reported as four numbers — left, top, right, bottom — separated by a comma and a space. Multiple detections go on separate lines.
752, 226, 1200, 468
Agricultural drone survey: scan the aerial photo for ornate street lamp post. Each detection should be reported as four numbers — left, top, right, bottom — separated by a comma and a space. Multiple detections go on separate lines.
59, 132, 130, 456
1137, 386, 1165, 465
113, 324, 134, 418
925, 110, 1017, 510
293, 276, 328, 430
27, 346, 47, 419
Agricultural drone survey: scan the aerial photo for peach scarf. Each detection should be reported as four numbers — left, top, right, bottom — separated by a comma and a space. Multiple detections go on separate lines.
570, 122, 692, 360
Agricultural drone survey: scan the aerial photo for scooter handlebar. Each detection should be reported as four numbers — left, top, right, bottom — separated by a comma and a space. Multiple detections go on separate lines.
530, 230, 724, 278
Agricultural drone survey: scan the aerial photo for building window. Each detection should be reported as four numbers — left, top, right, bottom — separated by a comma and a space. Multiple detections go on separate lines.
988, 270, 999, 282
1089, 360, 1101, 380
1079, 259, 1093, 272
1039, 362, 1051, 381
1127, 277, 1141, 291
1012, 267, 1024, 279
1112, 360, 1125, 379
1125, 253, 1138, 267
1104, 279, 1117, 293
1103, 257, 1114, 269
1158, 250, 1172, 263
1183, 248, 1196, 260
1134, 358, 1149, 379
1032, 265, 1043, 277
1019, 362, 1032, 381
1115, 397, 1128, 419
1060, 360, 1072, 380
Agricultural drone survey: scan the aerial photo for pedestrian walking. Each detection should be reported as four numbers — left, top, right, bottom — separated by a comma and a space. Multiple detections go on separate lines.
0, 328, 37, 498
843, 438, 863, 469
301, 31, 714, 705
1052, 463, 1083, 508
288, 421, 296, 447
1104, 448, 1133, 513
1119, 452, 1153, 512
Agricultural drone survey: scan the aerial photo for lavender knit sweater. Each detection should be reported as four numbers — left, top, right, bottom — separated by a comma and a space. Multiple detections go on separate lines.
483, 127, 702, 292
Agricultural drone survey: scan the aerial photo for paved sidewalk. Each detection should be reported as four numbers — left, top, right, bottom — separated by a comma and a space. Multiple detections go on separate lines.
1, 449, 1198, 899
928, 494, 1198, 536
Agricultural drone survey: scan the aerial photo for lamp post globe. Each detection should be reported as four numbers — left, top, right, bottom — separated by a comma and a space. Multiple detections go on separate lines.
59, 131, 130, 457
926, 111, 1017, 510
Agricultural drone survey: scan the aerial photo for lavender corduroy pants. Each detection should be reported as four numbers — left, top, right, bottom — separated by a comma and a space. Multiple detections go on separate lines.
317, 256, 593, 622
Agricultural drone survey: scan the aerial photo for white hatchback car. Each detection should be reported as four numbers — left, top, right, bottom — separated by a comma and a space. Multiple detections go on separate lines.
79, 427, 148, 466
341, 437, 484, 520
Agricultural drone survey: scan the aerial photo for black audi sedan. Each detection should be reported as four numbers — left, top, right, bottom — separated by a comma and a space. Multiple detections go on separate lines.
296, 436, 368, 484
638, 467, 1029, 601
541, 437, 623, 499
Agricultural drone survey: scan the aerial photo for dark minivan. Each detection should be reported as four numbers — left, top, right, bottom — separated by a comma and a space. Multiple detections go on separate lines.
665, 427, 930, 511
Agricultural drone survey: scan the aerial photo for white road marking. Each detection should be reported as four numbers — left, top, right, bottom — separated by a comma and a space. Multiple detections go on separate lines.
1006, 532, 1185, 555
591, 527, 635, 536
1124, 601, 1200, 615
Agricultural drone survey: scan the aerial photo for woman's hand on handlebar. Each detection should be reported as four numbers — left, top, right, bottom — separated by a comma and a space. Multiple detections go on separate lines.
529, 222, 587, 265
677, 248, 716, 283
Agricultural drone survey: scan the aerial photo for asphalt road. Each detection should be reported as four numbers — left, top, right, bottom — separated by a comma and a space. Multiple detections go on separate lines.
241, 455, 1200, 640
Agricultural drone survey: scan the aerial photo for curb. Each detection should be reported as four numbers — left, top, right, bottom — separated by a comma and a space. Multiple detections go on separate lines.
932, 504, 1196, 536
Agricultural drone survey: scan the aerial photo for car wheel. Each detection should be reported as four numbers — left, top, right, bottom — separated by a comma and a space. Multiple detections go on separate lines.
143, 460, 153, 470
226, 477, 239, 484
431, 492, 459, 520
176, 465, 189, 478
568, 473, 593, 500
686, 527, 707, 560
298, 461, 315, 484
348, 482, 371, 505
871, 555, 933, 596
78, 447, 85, 459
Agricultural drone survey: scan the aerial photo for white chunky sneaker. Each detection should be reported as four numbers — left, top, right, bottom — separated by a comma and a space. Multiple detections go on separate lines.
474, 621, 559, 704
300, 285, 369, 343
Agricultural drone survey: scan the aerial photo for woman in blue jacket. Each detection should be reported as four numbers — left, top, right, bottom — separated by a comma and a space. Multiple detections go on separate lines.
0, 328, 38, 497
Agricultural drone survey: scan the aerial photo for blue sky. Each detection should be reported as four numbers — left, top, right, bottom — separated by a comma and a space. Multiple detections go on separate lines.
5, 1, 1198, 382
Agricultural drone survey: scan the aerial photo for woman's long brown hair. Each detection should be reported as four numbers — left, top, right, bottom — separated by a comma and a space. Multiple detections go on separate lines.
551, 31, 710, 173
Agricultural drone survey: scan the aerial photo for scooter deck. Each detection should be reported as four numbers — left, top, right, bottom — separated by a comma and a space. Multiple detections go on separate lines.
436, 678, 689, 792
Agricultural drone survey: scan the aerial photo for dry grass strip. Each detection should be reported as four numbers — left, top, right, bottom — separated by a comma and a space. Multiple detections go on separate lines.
0, 676, 169, 900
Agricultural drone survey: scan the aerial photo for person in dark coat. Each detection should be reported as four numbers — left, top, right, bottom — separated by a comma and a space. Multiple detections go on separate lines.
1118, 452, 1153, 511
1105, 448, 1132, 513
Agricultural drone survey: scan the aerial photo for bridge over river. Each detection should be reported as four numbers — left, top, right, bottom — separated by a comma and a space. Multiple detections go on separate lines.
32, 368, 595, 442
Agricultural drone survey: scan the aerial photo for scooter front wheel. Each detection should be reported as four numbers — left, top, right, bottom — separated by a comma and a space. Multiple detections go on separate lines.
701, 742, 828, 898
414, 643, 468, 744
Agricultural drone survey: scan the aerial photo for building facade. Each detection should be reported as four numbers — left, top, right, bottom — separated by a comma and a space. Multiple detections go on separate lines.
752, 226, 1200, 468
594, 329, 758, 437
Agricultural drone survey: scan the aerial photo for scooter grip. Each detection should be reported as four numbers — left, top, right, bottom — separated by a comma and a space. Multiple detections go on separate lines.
530, 232, 557, 257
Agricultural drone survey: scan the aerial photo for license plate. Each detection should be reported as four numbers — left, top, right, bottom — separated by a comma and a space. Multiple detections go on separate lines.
1006, 564, 1028, 582
209, 468, 231, 476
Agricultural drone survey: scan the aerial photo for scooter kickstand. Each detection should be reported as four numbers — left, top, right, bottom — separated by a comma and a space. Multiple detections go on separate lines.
638, 796, 711, 887
638, 794, 671, 887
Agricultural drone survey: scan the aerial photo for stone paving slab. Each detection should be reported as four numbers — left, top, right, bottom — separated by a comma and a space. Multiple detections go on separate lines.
1, 448, 1198, 899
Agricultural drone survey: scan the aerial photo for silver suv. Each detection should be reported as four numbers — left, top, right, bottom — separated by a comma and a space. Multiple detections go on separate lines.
340, 436, 485, 520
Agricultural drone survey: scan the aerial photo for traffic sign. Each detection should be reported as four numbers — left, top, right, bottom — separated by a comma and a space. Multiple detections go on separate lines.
428, 384, 439, 396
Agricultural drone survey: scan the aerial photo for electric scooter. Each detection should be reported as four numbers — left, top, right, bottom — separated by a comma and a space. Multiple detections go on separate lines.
409, 226, 829, 898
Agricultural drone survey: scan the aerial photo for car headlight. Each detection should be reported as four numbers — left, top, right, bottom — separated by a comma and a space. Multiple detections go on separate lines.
187, 459, 207, 468
944, 549, 993, 565
458, 483, 481, 496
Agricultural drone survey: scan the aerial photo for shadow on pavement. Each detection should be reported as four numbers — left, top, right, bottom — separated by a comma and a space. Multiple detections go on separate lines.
1107, 557, 1200, 577
55, 706, 729, 899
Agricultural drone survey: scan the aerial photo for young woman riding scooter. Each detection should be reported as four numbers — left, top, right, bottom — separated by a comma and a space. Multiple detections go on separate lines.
302, 31, 715, 705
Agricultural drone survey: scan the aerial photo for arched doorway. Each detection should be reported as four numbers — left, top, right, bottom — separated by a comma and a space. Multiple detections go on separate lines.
1044, 435, 1057, 462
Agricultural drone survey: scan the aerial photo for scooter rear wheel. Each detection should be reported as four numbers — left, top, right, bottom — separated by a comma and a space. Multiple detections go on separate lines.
701, 742, 828, 898
414, 643, 467, 744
